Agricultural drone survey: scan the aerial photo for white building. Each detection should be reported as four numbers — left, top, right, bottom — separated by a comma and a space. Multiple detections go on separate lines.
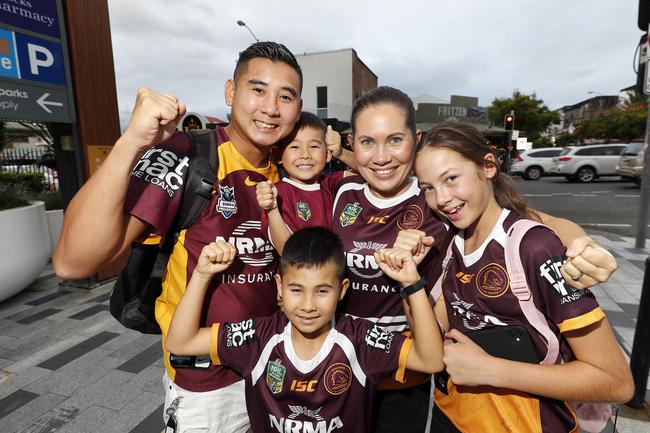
295, 49, 377, 122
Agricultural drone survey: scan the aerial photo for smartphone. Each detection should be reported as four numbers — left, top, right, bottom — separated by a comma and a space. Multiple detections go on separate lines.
464, 324, 540, 364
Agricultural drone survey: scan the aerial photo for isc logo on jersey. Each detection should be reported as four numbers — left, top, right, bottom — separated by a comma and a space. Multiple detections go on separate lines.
539, 256, 588, 304
269, 405, 343, 433
132, 148, 189, 198
225, 319, 256, 347
364, 324, 394, 353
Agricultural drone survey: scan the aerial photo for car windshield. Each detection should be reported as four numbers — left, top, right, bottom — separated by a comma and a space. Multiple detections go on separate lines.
623, 143, 643, 156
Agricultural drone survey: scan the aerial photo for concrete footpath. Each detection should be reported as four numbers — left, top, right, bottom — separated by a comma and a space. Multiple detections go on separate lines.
0, 229, 649, 433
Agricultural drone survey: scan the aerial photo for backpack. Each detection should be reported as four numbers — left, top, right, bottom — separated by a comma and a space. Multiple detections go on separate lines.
432, 219, 612, 433
109, 129, 219, 334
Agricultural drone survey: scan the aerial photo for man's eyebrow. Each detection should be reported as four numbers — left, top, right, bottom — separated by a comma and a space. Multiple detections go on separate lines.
248, 78, 267, 86
281, 86, 298, 98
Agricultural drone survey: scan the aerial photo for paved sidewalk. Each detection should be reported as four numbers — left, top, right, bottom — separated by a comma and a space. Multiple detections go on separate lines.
0, 229, 649, 433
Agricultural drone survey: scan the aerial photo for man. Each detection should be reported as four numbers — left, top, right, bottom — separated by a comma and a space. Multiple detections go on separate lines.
54, 42, 303, 432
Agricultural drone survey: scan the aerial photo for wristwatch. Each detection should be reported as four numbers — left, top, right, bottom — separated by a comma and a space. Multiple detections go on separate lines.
399, 277, 427, 299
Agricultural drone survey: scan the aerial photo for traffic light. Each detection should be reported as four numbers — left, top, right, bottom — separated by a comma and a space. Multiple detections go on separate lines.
504, 114, 515, 131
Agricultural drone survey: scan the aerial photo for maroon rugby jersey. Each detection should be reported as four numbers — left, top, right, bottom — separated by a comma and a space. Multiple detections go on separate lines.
211, 312, 410, 433
435, 209, 605, 433
261, 172, 344, 247
331, 176, 453, 332
125, 127, 281, 392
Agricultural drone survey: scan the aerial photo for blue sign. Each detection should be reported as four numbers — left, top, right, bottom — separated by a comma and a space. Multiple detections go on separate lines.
15, 32, 64, 85
0, 0, 59, 38
0, 28, 19, 79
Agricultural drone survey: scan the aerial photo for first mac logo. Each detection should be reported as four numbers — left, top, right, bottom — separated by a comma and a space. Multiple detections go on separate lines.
131, 148, 189, 197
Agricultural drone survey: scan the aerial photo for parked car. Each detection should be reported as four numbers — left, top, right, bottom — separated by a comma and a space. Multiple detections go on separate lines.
616, 142, 645, 186
550, 143, 627, 183
510, 147, 563, 180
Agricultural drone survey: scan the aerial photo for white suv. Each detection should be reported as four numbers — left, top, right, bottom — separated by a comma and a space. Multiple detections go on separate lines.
510, 147, 563, 180
550, 144, 626, 183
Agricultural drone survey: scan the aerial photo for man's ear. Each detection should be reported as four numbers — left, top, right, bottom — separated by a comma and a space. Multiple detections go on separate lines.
484, 153, 498, 179
347, 134, 354, 150
339, 278, 350, 301
224, 79, 235, 107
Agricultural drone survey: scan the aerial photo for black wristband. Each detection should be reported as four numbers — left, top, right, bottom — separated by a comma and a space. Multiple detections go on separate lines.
399, 277, 427, 299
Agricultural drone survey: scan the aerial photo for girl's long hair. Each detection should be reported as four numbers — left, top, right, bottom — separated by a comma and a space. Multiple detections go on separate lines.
416, 121, 540, 222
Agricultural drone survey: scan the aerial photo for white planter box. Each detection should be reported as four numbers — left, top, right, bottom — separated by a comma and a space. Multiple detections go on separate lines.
0, 201, 51, 303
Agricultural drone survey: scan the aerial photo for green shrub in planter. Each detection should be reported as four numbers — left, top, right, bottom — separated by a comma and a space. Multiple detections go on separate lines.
0, 172, 48, 193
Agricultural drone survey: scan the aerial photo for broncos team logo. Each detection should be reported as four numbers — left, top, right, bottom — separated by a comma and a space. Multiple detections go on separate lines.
216, 185, 237, 218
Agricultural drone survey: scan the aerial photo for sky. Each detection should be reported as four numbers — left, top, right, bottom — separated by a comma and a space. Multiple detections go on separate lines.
107, 0, 642, 128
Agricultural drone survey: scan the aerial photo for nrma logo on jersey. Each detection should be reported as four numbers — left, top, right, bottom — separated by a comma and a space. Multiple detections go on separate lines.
345, 241, 387, 279
131, 148, 189, 198
269, 406, 343, 433
216, 221, 275, 269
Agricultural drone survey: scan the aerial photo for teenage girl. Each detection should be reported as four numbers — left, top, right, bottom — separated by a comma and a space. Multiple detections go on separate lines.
411, 121, 633, 433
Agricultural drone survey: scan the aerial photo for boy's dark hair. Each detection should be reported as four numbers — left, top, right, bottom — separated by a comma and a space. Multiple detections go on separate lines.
351, 86, 416, 138
280, 227, 346, 280
277, 111, 327, 150
234, 41, 303, 92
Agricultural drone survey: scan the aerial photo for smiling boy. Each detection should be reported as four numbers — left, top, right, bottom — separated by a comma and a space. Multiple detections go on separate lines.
166, 227, 443, 433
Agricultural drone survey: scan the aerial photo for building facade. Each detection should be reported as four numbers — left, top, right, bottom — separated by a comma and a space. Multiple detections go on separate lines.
295, 49, 377, 122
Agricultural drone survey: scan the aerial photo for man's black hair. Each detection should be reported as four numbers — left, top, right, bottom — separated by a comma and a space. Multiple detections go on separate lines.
277, 111, 327, 150
234, 41, 303, 92
280, 227, 346, 280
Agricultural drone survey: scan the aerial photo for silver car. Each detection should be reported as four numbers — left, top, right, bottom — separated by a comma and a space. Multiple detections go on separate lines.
616, 142, 645, 186
550, 144, 627, 183
510, 147, 563, 180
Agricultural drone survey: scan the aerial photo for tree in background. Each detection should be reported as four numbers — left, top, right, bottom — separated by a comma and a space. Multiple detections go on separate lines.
573, 98, 646, 142
488, 90, 560, 142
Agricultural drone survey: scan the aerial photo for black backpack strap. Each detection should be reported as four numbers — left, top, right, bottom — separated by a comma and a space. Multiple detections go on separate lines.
176, 128, 219, 230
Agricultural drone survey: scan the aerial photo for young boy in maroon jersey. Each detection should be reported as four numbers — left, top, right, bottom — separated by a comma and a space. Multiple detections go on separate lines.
166, 227, 442, 433
256, 112, 349, 253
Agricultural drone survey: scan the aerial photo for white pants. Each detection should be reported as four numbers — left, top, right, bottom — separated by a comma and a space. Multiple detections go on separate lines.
162, 372, 251, 433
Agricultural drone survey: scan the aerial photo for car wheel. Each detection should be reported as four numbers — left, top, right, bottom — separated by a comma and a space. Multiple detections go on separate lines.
576, 166, 596, 183
524, 166, 543, 181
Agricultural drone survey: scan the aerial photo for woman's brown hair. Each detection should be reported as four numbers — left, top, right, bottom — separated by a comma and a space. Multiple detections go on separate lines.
416, 121, 540, 222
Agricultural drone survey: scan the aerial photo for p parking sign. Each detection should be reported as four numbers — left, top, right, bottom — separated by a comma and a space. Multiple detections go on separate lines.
0, 0, 74, 123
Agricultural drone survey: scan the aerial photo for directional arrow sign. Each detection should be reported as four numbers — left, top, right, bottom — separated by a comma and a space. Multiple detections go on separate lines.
0, 81, 72, 122
36, 92, 64, 113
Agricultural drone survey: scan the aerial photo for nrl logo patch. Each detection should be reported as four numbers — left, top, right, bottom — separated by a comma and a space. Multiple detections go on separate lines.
266, 359, 286, 394
339, 202, 362, 227
296, 201, 311, 222
216, 185, 237, 218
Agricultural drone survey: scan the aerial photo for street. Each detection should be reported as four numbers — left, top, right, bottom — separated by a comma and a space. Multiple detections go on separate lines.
513, 175, 643, 238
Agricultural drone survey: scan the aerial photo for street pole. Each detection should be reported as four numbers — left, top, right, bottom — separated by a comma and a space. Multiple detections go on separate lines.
635, 96, 650, 248
627, 256, 650, 409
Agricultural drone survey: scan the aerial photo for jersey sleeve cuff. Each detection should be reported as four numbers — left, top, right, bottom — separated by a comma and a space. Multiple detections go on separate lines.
394, 336, 413, 383
557, 307, 605, 333
210, 323, 221, 365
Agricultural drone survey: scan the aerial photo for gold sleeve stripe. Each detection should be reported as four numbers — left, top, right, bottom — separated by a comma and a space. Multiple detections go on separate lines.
210, 323, 221, 365
395, 337, 414, 383
557, 308, 605, 333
